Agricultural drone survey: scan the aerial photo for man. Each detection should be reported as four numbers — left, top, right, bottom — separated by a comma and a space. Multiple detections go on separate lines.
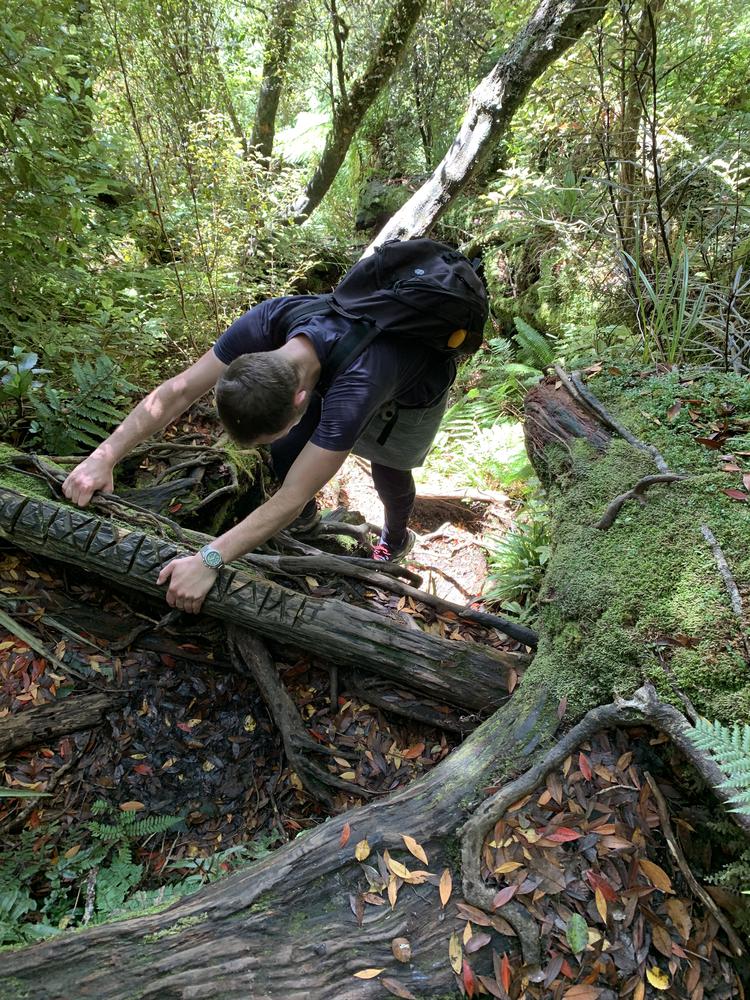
63, 294, 456, 614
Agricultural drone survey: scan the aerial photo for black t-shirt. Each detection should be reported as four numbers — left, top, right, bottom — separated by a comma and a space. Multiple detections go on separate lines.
213, 296, 455, 452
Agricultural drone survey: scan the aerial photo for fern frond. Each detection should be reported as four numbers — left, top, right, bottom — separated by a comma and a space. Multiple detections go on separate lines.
688, 718, 750, 815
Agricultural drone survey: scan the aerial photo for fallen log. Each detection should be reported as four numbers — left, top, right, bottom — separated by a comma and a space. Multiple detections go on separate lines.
0, 486, 522, 713
0, 693, 122, 757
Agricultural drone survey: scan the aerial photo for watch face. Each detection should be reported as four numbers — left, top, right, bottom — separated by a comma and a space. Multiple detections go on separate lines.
203, 547, 223, 568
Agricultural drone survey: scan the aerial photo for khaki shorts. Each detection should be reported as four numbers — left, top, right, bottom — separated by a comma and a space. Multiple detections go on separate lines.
351, 389, 450, 471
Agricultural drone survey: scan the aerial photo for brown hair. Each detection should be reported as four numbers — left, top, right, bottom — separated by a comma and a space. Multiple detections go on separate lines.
215, 353, 300, 444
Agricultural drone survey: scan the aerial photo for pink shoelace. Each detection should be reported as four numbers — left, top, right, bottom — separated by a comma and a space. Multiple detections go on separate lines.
371, 541, 394, 561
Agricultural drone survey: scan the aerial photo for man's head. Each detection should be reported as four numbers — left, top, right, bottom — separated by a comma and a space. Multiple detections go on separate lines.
215, 352, 308, 446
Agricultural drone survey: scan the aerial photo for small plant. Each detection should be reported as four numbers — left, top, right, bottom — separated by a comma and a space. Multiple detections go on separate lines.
687, 718, 750, 816
623, 242, 708, 366
30, 354, 140, 454
0, 349, 50, 442
0, 801, 182, 944
482, 500, 551, 620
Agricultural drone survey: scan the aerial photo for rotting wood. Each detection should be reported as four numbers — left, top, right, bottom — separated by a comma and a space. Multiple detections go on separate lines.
0, 486, 522, 712
0, 692, 121, 757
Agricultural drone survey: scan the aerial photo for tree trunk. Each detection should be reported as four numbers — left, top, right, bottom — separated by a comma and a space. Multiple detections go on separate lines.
617, 0, 666, 258
0, 693, 121, 757
288, 0, 427, 223
250, 0, 301, 159
0, 486, 521, 713
368, 0, 609, 249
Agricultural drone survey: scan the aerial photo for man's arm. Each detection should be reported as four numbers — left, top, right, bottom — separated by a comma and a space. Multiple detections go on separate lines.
157, 443, 348, 613
63, 349, 227, 507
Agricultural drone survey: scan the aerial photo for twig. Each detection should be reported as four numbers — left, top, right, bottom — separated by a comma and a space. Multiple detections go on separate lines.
700, 525, 744, 619
596, 473, 688, 529
82, 866, 99, 926
0, 606, 94, 684
645, 772, 744, 957
0, 752, 81, 836
554, 366, 672, 473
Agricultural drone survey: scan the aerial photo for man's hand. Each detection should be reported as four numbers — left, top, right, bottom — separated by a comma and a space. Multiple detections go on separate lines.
62, 455, 115, 507
157, 554, 217, 614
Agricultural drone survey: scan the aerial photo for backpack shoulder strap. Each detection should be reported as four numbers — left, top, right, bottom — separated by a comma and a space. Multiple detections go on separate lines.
317, 319, 379, 394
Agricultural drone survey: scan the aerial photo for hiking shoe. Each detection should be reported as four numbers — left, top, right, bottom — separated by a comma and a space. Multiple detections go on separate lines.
289, 502, 320, 535
372, 528, 416, 563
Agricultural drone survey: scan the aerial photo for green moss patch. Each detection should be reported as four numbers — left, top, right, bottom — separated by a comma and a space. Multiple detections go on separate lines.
524, 368, 750, 724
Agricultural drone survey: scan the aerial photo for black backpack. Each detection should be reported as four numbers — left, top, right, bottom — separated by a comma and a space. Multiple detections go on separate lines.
277, 238, 488, 390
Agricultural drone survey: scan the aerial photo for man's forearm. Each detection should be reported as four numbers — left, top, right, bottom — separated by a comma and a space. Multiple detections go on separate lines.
92, 384, 192, 467
212, 489, 305, 563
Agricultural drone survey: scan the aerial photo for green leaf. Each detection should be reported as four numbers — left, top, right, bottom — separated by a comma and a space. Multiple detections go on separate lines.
566, 913, 588, 954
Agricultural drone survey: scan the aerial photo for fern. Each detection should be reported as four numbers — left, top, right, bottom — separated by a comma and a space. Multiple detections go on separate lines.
30, 354, 140, 454
688, 718, 750, 814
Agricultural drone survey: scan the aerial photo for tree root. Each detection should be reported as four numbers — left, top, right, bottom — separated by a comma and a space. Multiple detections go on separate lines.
596, 473, 689, 530
554, 366, 672, 473
227, 627, 372, 808
644, 772, 745, 957
460, 684, 750, 975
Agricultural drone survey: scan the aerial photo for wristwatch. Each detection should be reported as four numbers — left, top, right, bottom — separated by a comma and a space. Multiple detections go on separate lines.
199, 544, 224, 570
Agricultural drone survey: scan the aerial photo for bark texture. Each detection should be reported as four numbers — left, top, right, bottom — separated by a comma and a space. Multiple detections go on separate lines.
289, 0, 427, 222
368, 0, 609, 249
0, 487, 520, 713
250, 0, 301, 158
0, 693, 121, 757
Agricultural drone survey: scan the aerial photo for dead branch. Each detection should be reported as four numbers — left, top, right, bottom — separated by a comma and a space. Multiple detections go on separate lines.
596, 473, 689, 529
554, 366, 672, 474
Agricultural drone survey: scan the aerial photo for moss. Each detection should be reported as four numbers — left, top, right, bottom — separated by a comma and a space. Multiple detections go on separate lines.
528, 369, 750, 724
142, 912, 208, 943
0, 980, 31, 1000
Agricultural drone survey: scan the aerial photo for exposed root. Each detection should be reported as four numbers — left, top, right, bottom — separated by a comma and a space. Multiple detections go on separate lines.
227, 627, 371, 808
596, 473, 689, 530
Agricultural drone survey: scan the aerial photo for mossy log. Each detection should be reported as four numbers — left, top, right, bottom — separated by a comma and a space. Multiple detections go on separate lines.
0, 486, 520, 713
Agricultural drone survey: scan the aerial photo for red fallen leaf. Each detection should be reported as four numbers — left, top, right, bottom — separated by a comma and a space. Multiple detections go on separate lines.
132, 763, 153, 776
339, 822, 351, 848
585, 870, 618, 902
546, 826, 583, 843
462, 958, 476, 998
402, 742, 425, 759
667, 400, 682, 420
500, 953, 512, 992
493, 884, 519, 909
160, 654, 176, 667
579, 752, 593, 780
560, 958, 576, 978
176, 722, 192, 732
723, 488, 748, 501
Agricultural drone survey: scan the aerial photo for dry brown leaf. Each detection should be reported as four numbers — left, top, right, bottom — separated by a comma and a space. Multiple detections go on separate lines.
439, 868, 452, 908
638, 859, 674, 893
494, 861, 523, 874
652, 924, 673, 958
633, 982, 645, 1000
381, 977, 417, 999
353, 968, 385, 979
388, 875, 398, 909
119, 801, 145, 812
354, 839, 371, 861
563, 987, 602, 999
401, 834, 428, 865
595, 886, 607, 924
387, 856, 412, 880
665, 898, 692, 941
449, 930, 462, 974
463, 920, 473, 945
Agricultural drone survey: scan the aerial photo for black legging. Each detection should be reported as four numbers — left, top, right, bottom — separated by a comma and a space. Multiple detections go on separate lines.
270, 394, 416, 545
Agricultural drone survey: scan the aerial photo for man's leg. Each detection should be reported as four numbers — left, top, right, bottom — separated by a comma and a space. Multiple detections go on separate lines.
370, 462, 416, 548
